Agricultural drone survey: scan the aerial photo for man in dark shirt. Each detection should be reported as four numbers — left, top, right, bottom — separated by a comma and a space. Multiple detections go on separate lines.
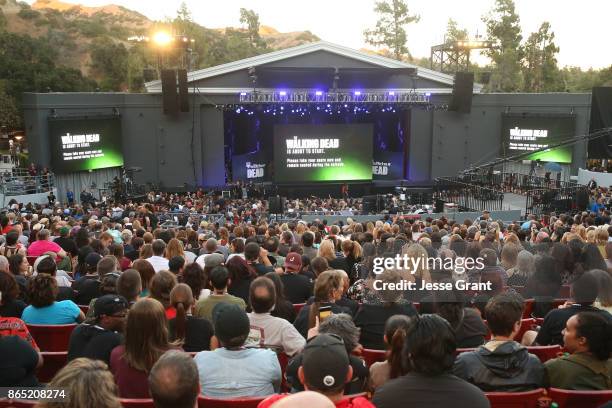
534, 272, 612, 346
54, 226, 79, 258
301, 232, 318, 261
373, 314, 489, 408
280, 252, 313, 304
72, 252, 103, 305
245, 242, 275, 276
67, 294, 127, 365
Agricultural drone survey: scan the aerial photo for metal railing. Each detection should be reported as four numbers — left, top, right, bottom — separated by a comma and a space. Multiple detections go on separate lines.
435, 177, 506, 212
525, 185, 589, 217
459, 172, 580, 193
0, 168, 55, 196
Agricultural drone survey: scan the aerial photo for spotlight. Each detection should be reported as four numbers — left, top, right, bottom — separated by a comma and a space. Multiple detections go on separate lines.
152, 31, 172, 46
425, 92, 431, 97
315, 90, 323, 96
240, 92, 247, 96
279, 91, 287, 96
388, 91, 395, 96
354, 91, 361, 96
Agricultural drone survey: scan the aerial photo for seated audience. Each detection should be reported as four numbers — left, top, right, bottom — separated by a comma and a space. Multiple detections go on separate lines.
147, 239, 170, 272
116, 269, 142, 306
0, 314, 41, 387
372, 314, 490, 408
245, 276, 305, 356
149, 350, 200, 408
168, 283, 213, 352
27, 228, 67, 258
244, 242, 275, 276
194, 265, 245, 321
453, 293, 546, 391
22, 274, 84, 324
194, 303, 281, 397
264, 271, 297, 323
368, 315, 412, 391
354, 269, 417, 350
132, 259, 155, 297
545, 312, 612, 390
68, 294, 128, 365
227, 255, 257, 303
37, 358, 121, 408
0, 271, 26, 318
110, 298, 177, 398
280, 252, 314, 304
260, 334, 375, 408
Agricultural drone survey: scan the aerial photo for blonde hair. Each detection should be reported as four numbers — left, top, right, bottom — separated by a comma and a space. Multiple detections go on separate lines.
139, 243, 153, 259
318, 240, 336, 261
38, 358, 120, 408
165, 238, 185, 260
400, 243, 431, 283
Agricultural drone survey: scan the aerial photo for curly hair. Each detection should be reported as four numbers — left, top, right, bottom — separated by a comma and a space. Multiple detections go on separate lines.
28, 274, 58, 308
0, 271, 20, 304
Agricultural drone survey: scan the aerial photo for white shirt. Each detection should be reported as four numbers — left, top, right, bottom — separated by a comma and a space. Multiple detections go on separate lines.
146, 256, 169, 273
246, 312, 306, 356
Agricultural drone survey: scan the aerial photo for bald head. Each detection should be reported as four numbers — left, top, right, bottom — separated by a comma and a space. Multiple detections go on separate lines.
270, 391, 334, 408
149, 351, 199, 408
0, 255, 8, 273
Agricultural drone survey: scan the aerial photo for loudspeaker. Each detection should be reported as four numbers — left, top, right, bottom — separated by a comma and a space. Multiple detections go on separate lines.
449, 72, 474, 114
363, 195, 383, 213
161, 69, 178, 115
269, 196, 286, 214
434, 199, 444, 213
177, 69, 189, 113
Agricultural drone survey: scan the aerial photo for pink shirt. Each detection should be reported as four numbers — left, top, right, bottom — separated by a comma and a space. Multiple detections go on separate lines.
27, 240, 63, 257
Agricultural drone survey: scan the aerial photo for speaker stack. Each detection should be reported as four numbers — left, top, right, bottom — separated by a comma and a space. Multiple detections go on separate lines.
449, 72, 474, 114
161, 69, 190, 115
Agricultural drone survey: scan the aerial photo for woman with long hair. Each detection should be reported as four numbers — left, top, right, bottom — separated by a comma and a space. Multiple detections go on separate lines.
139, 243, 153, 259
132, 259, 155, 297
591, 269, 612, 313
318, 239, 350, 274
38, 358, 121, 408
165, 238, 185, 261
168, 283, 213, 352
226, 256, 257, 303
150, 271, 178, 319
181, 262, 209, 300
264, 271, 296, 323
368, 315, 413, 391
8, 253, 30, 301
109, 298, 177, 398
293, 270, 347, 338
341, 239, 362, 284
109, 243, 131, 271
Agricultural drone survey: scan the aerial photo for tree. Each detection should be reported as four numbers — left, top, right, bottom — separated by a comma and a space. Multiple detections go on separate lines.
521, 22, 561, 92
364, 0, 420, 61
89, 38, 128, 91
444, 18, 468, 44
482, 0, 523, 91
0, 81, 21, 130
239, 8, 266, 50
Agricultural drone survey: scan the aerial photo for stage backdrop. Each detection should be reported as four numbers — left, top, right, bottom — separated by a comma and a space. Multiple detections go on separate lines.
224, 109, 407, 182
500, 113, 575, 163
48, 116, 124, 173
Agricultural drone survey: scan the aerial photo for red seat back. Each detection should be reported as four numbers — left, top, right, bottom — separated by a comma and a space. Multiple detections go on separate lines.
515, 318, 536, 342
120, 399, 155, 408
522, 299, 534, 318
1, 400, 38, 408
526, 345, 562, 363
548, 387, 612, 408
292, 303, 305, 314
37, 351, 68, 383
361, 348, 386, 367
26, 324, 77, 352
485, 388, 546, 408
197, 395, 269, 408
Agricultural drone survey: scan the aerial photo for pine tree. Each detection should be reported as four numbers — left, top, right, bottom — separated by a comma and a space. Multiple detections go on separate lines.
364, 0, 420, 61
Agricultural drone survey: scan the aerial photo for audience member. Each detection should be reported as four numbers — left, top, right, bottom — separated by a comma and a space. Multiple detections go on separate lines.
150, 270, 178, 319
22, 274, 84, 324
149, 350, 200, 408
368, 315, 412, 391
194, 266, 245, 321
168, 283, 213, 352
147, 239, 170, 272
281, 252, 313, 304
116, 269, 142, 306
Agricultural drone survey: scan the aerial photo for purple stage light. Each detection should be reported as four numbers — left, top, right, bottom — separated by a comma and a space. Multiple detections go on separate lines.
354, 91, 361, 96
315, 90, 323, 96
425, 92, 431, 97
240, 92, 247, 96
279, 91, 287, 96
388, 91, 395, 96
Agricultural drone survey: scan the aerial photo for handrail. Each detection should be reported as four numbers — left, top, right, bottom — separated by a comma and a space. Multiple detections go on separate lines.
0, 169, 56, 197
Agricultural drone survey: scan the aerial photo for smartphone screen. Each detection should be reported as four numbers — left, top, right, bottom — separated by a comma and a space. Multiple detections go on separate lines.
319, 305, 332, 322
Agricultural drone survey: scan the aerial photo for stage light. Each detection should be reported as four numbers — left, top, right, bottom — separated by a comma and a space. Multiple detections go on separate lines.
280, 106, 284, 110
388, 91, 395, 96
425, 92, 431, 97
240, 92, 247, 96
315, 90, 323, 96
354, 91, 361, 96
279, 91, 287, 96
153, 31, 172, 46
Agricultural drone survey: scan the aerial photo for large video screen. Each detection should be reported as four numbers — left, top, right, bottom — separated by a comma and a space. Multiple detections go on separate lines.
274, 124, 373, 183
501, 113, 575, 163
48, 117, 124, 173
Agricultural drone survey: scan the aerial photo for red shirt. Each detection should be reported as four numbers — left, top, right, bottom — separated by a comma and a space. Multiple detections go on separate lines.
27, 240, 63, 257
110, 345, 152, 398
258, 394, 375, 408
0, 317, 39, 350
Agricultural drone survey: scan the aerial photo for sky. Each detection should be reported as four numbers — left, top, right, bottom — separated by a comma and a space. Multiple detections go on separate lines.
26, 0, 611, 70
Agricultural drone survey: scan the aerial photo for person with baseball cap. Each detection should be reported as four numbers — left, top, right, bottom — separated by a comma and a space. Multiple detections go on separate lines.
194, 303, 281, 398
258, 334, 374, 407
280, 252, 313, 304
67, 294, 128, 365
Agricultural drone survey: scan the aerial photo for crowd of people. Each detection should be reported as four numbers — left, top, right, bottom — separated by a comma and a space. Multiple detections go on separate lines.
0, 188, 611, 408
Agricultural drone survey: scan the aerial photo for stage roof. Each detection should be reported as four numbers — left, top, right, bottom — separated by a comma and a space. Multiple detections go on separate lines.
144, 41, 483, 95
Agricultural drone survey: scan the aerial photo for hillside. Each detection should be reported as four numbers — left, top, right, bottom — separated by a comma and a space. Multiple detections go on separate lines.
0, 0, 320, 79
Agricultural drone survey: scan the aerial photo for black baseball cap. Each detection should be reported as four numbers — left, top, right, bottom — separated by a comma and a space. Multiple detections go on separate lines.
94, 295, 129, 317
302, 334, 349, 391
212, 303, 250, 344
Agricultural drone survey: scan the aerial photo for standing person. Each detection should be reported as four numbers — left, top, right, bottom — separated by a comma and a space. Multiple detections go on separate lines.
66, 189, 75, 206
372, 315, 490, 408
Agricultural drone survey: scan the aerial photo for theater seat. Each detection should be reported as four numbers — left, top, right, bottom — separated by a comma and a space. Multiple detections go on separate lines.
548, 387, 612, 408
485, 388, 546, 408
559, 285, 571, 299
522, 299, 534, 318
197, 395, 270, 408
361, 348, 386, 367
26, 324, 77, 352
526, 345, 562, 363
37, 351, 68, 383
515, 318, 536, 342
292, 303, 306, 315
0, 400, 38, 408
120, 399, 155, 408
78, 305, 89, 314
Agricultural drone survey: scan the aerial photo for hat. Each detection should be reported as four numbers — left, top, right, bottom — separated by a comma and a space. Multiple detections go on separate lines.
284, 252, 302, 272
205, 253, 224, 268
94, 295, 128, 317
302, 334, 350, 391
85, 252, 102, 268
212, 303, 250, 344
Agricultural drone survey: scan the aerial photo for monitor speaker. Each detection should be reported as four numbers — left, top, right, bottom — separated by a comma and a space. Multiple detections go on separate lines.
269, 196, 286, 214
434, 199, 444, 213
161, 69, 178, 115
178, 69, 189, 113
449, 72, 474, 114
